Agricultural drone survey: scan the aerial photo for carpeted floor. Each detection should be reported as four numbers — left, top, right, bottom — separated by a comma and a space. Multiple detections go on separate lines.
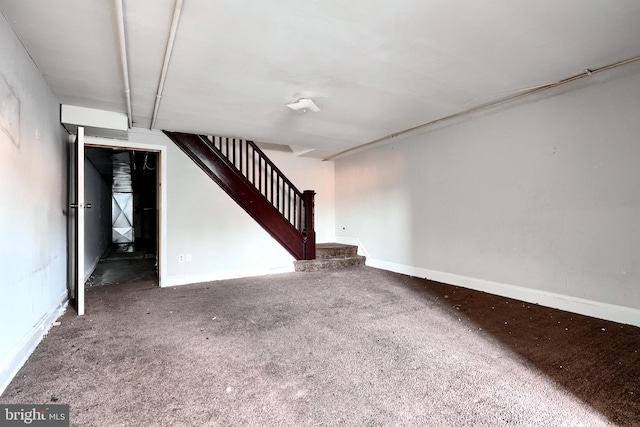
1, 266, 638, 426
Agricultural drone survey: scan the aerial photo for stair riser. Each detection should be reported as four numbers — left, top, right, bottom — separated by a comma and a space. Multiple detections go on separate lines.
315, 247, 358, 259
294, 256, 366, 272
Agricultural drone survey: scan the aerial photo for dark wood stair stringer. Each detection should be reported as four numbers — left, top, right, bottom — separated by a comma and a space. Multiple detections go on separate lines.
163, 131, 315, 260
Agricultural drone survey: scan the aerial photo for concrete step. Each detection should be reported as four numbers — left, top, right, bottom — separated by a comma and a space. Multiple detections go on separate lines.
294, 243, 365, 272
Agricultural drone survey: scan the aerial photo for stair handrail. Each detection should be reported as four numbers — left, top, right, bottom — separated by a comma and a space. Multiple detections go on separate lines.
201, 135, 311, 233
165, 131, 315, 259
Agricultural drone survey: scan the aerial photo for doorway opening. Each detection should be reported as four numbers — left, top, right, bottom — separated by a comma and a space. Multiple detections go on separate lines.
83, 146, 159, 288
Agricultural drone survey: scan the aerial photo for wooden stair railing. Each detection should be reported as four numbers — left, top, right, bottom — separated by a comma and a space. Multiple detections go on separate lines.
163, 131, 315, 260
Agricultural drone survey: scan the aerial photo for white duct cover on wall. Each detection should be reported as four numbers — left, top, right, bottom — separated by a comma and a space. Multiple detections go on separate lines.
112, 193, 133, 243
111, 151, 134, 243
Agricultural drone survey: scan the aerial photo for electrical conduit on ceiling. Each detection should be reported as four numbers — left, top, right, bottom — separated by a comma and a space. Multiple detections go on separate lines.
150, 0, 184, 130
324, 54, 640, 161
115, 0, 133, 128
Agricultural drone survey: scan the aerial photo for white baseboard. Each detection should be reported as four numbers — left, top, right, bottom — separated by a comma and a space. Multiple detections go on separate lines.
162, 264, 295, 287
0, 292, 68, 396
369, 258, 640, 328
334, 236, 640, 328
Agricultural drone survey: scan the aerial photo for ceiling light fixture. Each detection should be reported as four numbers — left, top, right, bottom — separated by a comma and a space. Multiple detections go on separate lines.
286, 98, 321, 114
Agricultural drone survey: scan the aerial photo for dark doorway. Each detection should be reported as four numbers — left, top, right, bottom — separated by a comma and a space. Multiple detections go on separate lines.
84, 147, 159, 288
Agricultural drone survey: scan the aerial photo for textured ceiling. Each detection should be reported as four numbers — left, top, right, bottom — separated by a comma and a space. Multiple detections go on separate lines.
1, 1, 639, 158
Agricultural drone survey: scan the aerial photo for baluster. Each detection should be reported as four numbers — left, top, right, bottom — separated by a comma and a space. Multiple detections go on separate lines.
233, 138, 237, 167
294, 193, 298, 230
284, 185, 288, 222
252, 145, 256, 185
267, 166, 270, 205
277, 176, 281, 214
258, 156, 262, 193
283, 183, 286, 220
265, 163, 270, 200
247, 144, 252, 184
298, 195, 303, 231
264, 163, 267, 201
283, 180, 287, 218
292, 190, 295, 225
263, 163, 267, 199
239, 139, 243, 175
286, 186, 291, 222
298, 194, 301, 230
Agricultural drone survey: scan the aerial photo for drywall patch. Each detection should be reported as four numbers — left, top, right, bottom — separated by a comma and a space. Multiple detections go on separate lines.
0, 72, 21, 147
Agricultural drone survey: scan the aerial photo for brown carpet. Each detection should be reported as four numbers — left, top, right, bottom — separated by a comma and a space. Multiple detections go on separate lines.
1, 266, 638, 426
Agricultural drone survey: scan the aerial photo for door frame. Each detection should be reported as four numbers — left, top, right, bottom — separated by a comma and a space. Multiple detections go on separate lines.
68, 127, 85, 315
84, 136, 167, 288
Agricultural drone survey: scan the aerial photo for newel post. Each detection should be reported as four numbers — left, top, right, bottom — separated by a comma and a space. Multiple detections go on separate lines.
303, 190, 316, 260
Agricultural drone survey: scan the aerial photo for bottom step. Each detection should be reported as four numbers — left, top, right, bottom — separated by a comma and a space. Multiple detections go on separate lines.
294, 243, 365, 272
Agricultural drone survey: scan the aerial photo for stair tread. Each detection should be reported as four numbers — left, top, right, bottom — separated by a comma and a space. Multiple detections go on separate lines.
314, 242, 359, 259
295, 255, 365, 263
315, 243, 355, 250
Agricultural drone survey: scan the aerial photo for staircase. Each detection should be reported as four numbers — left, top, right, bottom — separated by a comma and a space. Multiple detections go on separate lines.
163, 131, 315, 260
294, 243, 365, 272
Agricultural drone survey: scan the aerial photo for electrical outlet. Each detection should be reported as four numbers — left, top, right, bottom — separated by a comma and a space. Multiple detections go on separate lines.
186, 253, 192, 262
178, 254, 185, 263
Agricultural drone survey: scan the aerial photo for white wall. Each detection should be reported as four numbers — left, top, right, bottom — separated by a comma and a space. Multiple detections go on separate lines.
335, 66, 640, 327
83, 157, 111, 282
88, 128, 335, 287
0, 14, 69, 393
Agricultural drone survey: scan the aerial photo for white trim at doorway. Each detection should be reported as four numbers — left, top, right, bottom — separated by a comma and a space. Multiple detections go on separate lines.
84, 137, 167, 287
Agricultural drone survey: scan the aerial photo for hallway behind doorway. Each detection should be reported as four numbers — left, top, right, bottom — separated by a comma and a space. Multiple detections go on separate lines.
85, 242, 157, 288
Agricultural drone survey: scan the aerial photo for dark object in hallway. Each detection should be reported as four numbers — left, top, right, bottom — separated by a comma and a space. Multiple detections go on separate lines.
2, 267, 638, 426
